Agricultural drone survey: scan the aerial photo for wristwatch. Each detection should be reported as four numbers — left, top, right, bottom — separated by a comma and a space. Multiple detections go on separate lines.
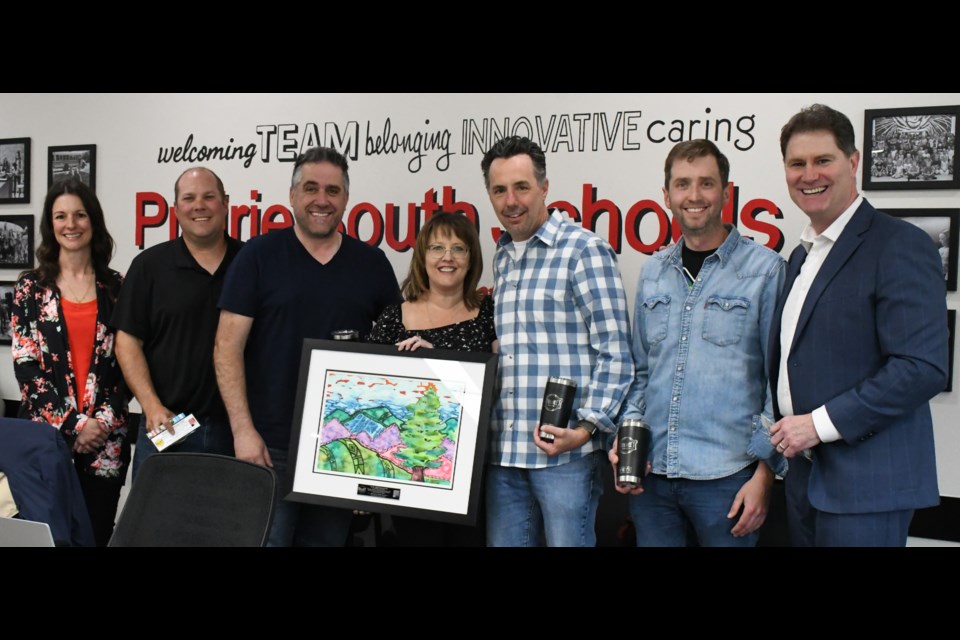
576, 420, 598, 436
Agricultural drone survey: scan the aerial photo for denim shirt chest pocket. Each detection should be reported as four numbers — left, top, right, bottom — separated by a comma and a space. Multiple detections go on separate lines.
641, 294, 671, 346
701, 295, 750, 346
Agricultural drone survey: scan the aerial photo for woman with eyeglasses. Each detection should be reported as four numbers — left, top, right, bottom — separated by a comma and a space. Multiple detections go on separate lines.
369, 213, 496, 355
368, 212, 496, 546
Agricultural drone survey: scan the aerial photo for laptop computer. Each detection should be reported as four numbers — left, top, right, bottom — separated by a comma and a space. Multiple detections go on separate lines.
0, 516, 57, 547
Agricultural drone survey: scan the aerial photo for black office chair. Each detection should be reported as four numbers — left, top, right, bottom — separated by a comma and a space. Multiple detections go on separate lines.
109, 453, 276, 547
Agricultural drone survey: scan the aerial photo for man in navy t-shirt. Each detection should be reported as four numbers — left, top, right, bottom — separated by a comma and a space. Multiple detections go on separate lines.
215, 147, 401, 547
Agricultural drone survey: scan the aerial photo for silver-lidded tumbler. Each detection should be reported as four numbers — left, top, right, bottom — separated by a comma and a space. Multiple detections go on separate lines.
538, 376, 577, 443
617, 419, 651, 487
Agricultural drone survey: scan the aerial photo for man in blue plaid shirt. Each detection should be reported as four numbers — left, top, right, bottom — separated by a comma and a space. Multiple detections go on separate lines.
481, 136, 634, 547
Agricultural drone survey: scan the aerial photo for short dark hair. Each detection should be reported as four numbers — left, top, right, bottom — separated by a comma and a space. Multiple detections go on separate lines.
480, 136, 547, 189
663, 139, 730, 189
402, 213, 483, 310
33, 178, 120, 299
292, 146, 350, 192
174, 166, 226, 201
780, 104, 858, 159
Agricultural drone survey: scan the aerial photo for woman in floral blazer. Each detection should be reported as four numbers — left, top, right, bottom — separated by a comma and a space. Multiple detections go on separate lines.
12, 178, 129, 546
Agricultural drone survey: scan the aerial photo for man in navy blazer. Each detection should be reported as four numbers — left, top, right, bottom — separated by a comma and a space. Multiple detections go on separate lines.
769, 104, 949, 547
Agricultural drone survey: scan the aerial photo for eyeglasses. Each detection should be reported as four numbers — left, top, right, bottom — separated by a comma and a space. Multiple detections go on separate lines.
426, 244, 469, 258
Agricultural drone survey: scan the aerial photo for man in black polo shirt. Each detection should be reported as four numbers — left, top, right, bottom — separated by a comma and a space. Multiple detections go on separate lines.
113, 166, 242, 477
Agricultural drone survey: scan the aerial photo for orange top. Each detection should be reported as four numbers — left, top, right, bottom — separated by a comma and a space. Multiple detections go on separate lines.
61, 298, 98, 413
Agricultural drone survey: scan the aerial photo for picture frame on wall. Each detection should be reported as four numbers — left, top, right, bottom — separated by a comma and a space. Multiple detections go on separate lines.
947, 310, 956, 393
285, 340, 498, 525
863, 105, 960, 190
0, 215, 35, 270
48, 144, 96, 190
883, 208, 958, 292
0, 281, 16, 345
0, 138, 30, 204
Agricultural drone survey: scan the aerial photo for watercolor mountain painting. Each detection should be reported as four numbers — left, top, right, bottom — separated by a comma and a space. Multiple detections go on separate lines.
315, 370, 465, 488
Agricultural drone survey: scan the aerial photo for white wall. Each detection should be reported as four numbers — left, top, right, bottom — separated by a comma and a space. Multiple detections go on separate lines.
2, 92, 956, 494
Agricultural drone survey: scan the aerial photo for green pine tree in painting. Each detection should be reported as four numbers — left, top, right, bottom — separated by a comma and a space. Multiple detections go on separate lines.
396, 383, 446, 482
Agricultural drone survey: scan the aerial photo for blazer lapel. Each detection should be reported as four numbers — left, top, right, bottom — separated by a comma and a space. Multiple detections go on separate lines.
791, 201, 874, 351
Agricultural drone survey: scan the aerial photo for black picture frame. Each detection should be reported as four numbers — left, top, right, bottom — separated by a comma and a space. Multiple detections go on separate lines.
883, 208, 958, 292
285, 339, 498, 526
47, 144, 96, 190
863, 105, 960, 190
0, 215, 35, 270
0, 280, 15, 345
947, 310, 956, 393
0, 138, 30, 204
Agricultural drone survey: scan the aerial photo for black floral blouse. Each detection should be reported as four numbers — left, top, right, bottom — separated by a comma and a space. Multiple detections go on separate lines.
369, 294, 497, 352
11, 272, 129, 479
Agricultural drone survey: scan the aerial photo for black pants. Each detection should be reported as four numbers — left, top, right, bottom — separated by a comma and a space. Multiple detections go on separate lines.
390, 515, 486, 547
75, 467, 123, 547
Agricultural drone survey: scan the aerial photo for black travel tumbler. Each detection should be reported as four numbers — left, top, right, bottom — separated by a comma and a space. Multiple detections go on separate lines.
538, 376, 577, 443
617, 419, 651, 488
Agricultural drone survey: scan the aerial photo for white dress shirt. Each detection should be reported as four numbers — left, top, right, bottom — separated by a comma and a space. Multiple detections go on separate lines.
778, 195, 863, 443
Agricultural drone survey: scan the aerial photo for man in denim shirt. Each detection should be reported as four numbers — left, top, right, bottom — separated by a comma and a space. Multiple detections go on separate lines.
610, 140, 785, 546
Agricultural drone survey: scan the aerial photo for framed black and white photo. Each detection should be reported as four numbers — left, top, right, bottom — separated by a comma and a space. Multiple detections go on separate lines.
863, 105, 960, 190
884, 208, 958, 292
0, 215, 34, 270
947, 310, 956, 393
48, 144, 96, 190
0, 281, 16, 345
0, 138, 30, 204
286, 340, 498, 525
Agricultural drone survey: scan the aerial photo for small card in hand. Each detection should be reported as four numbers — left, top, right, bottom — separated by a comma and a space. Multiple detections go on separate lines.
148, 413, 201, 452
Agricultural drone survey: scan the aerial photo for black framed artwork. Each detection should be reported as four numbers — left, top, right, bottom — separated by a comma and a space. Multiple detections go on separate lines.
947, 310, 956, 393
286, 339, 498, 525
0, 138, 30, 204
0, 215, 35, 270
863, 105, 960, 190
884, 208, 958, 292
0, 281, 15, 345
48, 144, 96, 190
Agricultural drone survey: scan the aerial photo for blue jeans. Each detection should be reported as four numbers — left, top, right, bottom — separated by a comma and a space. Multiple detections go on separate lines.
486, 451, 603, 547
131, 414, 236, 480
628, 465, 759, 547
266, 446, 353, 547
